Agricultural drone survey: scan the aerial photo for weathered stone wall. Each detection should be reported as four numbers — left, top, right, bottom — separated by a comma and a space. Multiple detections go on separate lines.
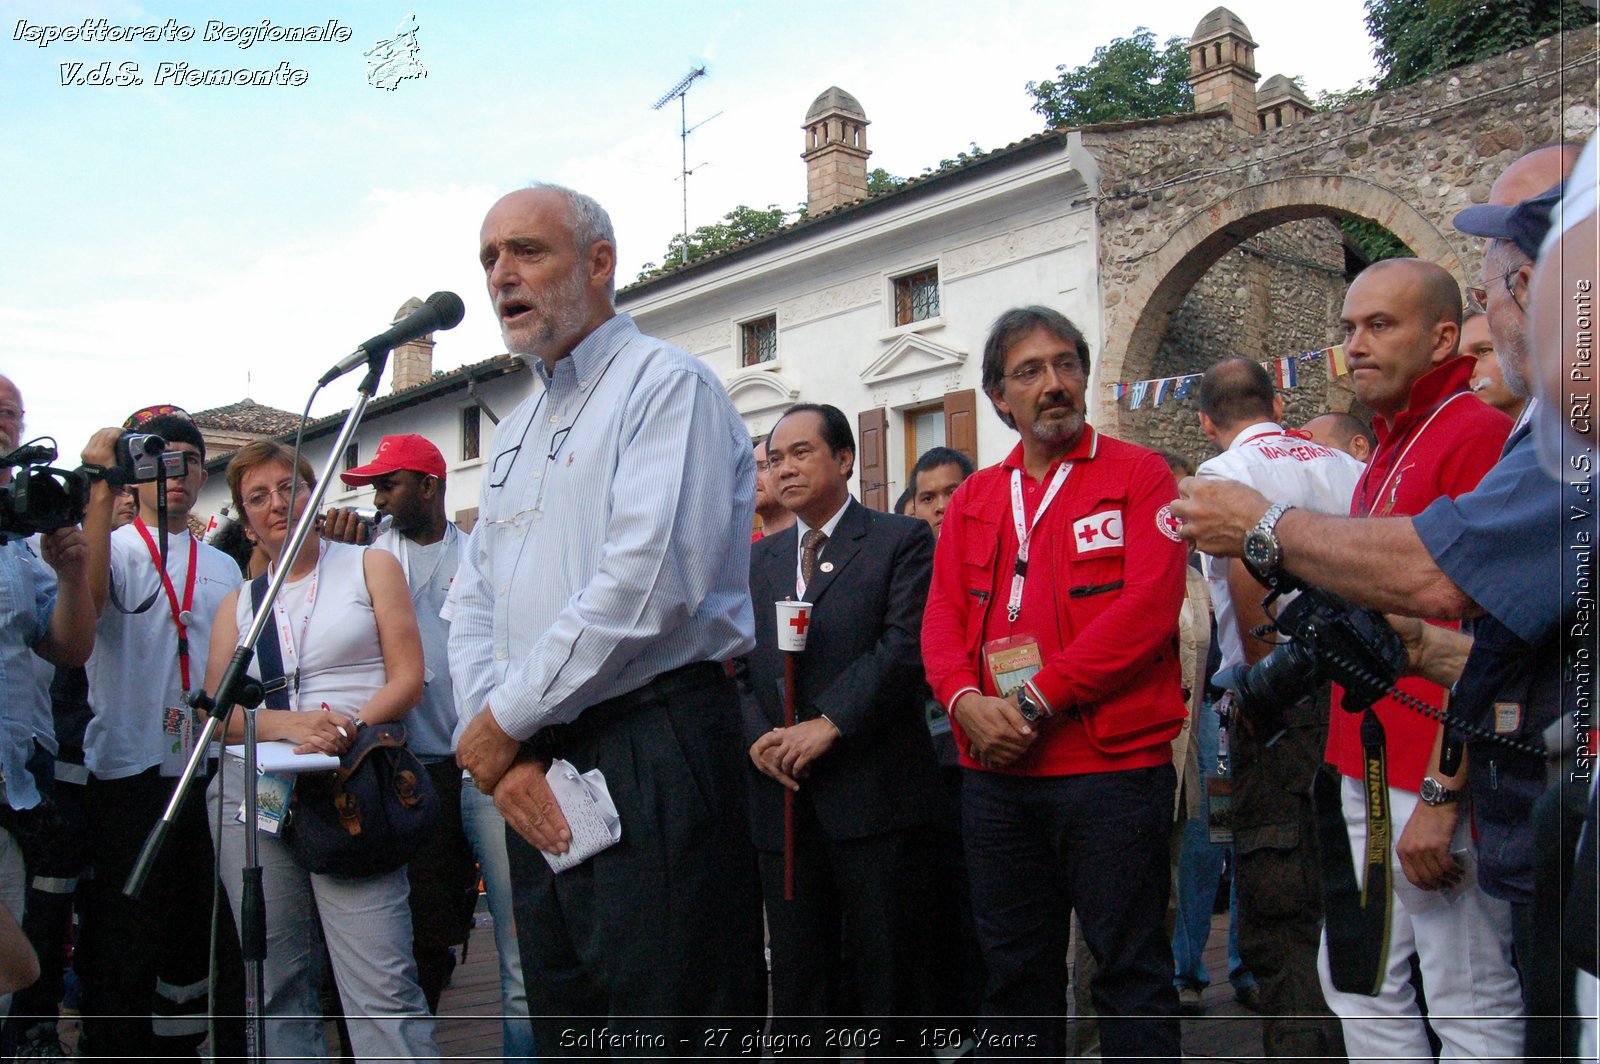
1132, 217, 1350, 464
1085, 26, 1599, 443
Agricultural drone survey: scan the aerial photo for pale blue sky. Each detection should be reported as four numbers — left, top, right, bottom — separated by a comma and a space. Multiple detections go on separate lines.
2, 0, 1380, 456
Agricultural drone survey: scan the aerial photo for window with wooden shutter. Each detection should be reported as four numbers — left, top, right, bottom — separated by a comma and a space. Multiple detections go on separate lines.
856, 407, 889, 511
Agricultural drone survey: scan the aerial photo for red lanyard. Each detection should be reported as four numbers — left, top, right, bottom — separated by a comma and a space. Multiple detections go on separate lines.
132, 517, 199, 691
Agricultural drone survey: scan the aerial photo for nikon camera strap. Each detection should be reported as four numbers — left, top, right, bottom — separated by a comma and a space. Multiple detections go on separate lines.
1316, 707, 1394, 995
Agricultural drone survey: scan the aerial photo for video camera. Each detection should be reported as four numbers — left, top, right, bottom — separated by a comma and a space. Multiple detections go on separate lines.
1226, 570, 1408, 734
0, 432, 189, 543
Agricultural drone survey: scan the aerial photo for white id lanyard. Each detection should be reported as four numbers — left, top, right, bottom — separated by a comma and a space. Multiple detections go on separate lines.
1007, 463, 1072, 622
270, 543, 324, 706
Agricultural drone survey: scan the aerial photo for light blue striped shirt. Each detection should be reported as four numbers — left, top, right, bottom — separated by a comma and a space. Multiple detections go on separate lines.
0, 539, 54, 809
448, 313, 756, 741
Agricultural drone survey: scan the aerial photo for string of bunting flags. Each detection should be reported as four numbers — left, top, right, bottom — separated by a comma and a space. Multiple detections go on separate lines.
1112, 344, 1349, 409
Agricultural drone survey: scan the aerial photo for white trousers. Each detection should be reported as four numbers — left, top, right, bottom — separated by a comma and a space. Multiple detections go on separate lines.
209, 759, 438, 1064
1318, 777, 1523, 1063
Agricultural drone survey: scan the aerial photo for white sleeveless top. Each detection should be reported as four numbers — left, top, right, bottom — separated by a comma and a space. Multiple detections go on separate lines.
236, 542, 385, 719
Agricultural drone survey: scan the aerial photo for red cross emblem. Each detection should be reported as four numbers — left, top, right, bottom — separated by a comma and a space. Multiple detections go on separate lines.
788, 613, 810, 636
1071, 509, 1124, 554
1156, 504, 1184, 542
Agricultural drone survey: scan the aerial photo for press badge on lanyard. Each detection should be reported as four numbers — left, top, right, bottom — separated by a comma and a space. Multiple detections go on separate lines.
235, 770, 294, 835
162, 707, 194, 776
984, 635, 1043, 697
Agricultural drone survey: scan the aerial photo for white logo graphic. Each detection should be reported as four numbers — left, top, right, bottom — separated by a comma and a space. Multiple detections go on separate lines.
1156, 504, 1184, 542
1072, 509, 1124, 554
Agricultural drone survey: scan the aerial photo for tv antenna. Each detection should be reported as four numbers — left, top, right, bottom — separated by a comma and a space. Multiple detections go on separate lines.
652, 66, 720, 266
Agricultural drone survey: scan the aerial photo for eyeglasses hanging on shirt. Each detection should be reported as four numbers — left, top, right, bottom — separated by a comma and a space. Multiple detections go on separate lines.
486, 355, 618, 510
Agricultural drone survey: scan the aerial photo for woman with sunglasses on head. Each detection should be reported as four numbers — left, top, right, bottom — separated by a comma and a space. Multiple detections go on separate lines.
202, 440, 437, 1063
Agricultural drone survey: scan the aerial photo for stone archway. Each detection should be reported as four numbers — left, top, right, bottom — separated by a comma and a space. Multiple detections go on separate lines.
1081, 23, 1595, 440
1095, 174, 1461, 434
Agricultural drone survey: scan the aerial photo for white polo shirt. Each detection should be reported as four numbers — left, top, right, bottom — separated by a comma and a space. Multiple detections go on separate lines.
1196, 422, 1364, 672
85, 523, 242, 780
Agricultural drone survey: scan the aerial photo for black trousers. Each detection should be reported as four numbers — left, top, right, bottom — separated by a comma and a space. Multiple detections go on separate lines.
405, 759, 478, 1013
759, 803, 941, 1061
963, 763, 1180, 1062
77, 766, 244, 1062
9, 751, 89, 1037
507, 666, 767, 1057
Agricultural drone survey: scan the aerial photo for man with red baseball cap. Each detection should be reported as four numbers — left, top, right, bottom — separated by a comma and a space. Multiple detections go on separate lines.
340, 433, 448, 485
336, 435, 531, 1052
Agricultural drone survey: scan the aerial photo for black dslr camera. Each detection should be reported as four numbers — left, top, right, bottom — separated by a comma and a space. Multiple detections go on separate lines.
0, 432, 189, 544
1227, 571, 1408, 734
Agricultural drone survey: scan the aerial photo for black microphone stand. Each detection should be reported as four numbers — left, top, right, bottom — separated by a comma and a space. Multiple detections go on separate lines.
124, 350, 391, 1063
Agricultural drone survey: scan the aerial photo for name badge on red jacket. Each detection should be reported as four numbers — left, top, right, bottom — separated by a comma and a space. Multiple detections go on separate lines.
1072, 509, 1124, 555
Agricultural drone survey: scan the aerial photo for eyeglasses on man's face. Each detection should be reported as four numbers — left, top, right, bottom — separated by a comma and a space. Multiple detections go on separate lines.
1465, 264, 1522, 314
1002, 356, 1086, 387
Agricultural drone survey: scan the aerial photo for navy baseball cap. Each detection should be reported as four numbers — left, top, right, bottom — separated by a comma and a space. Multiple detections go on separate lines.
1453, 182, 1565, 260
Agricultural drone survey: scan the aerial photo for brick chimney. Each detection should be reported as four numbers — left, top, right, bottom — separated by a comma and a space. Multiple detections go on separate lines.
802, 86, 871, 214
1256, 74, 1315, 131
389, 296, 435, 393
1188, 7, 1260, 135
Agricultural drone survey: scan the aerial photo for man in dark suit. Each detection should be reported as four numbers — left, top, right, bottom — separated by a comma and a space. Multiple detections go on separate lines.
740, 403, 946, 1051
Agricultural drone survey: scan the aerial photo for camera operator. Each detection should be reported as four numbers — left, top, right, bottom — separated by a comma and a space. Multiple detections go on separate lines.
1175, 147, 1581, 1061
74, 408, 244, 1061
1192, 357, 1362, 1059
0, 374, 96, 1016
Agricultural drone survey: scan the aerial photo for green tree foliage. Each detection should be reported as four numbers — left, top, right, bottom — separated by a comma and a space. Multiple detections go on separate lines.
922, 143, 986, 175
866, 146, 989, 194
1026, 28, 1195, 128
1314, 81, 1378, 111
1365, 0, 1595, 89
1338, 216, 1412, 268
867, 168, 907, 195
636, 203, 800, 280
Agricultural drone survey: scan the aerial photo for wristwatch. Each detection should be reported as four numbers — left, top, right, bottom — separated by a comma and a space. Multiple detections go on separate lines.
1016, 685, 1051, 723
1419, 776, 1464, 806
1242, 502, 1294, 576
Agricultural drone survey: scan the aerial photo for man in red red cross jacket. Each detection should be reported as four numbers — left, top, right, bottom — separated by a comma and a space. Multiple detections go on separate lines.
922, 305, 1188, 1061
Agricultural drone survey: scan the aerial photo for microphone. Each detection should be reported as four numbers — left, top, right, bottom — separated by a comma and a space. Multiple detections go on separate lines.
319, 291, 467, 386
2, 443, 58, 467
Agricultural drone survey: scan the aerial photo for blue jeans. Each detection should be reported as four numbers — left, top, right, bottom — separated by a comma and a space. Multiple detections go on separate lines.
460, 781, 536, 1062
1171, 701, 1251, 992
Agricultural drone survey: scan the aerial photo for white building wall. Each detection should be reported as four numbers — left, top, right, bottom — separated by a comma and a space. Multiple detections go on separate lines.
621, 134, 1102, 506
193, 367, 532, 528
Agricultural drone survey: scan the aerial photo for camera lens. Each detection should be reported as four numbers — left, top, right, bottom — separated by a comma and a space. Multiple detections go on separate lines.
1234, 642, 1319, 728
